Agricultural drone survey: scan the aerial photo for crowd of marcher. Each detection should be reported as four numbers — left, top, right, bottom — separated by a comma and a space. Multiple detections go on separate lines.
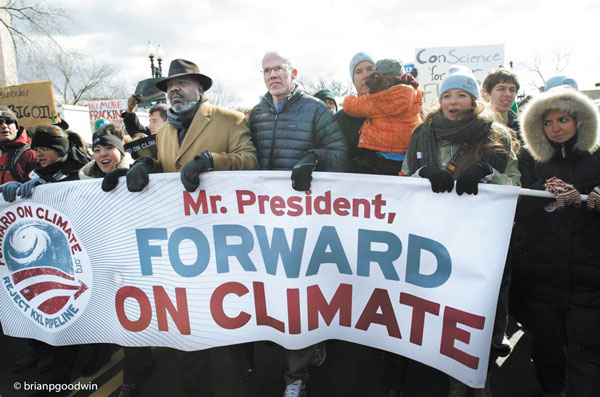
0, 50, 599, 397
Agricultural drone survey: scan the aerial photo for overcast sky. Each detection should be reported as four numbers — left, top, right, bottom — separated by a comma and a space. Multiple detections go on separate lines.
49, 0, 599, 107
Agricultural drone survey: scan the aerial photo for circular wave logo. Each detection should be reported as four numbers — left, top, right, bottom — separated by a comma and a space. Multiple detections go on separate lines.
0, 204, 92, 332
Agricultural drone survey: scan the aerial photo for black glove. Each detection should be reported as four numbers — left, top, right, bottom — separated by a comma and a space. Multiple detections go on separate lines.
291, 153, 318, 191
419, 166, 454, 193
126, 157, 154, 192
0, 181, 22, 202
102, 168, 128, 192
180, 151, 214, 192
456, 162, 493, 195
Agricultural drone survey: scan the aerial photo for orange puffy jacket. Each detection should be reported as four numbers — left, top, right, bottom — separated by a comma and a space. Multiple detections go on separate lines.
343, 84, 424, 153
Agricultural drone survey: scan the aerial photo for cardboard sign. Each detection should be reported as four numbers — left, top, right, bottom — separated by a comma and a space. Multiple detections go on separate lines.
415, 44, 505, 110
87, 99, 128, 131
0, 81, 60, 127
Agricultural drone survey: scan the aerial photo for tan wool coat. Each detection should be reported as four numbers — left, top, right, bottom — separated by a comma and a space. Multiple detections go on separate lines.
154, 101, 258, 172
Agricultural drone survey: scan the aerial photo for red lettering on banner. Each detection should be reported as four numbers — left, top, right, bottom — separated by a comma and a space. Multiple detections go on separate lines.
399, 292, 440, 346
333, 197, 350, 216
233, 189, 392, 222
287, 289, 301, 334
153, 286, 191, 335
236, 190, 255, 214
440, 306, 485, 370
115, 286, 152, 332
355, 288, 401, 339
307, 283, 352, 330
287, 196, 303, 216
183, 190, 209, 215
253, 282, 285, 332
210, 282, 251, 329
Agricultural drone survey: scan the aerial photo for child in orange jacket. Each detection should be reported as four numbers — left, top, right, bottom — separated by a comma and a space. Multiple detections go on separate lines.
343, 59, 424, 175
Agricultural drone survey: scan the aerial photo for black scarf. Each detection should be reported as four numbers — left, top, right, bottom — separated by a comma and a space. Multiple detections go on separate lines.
166, 100, 201, 146
35, 147, 89, 182
406, 111, 493, 175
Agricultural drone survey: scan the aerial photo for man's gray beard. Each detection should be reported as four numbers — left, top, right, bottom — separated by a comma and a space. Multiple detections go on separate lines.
172, 101, 198, 114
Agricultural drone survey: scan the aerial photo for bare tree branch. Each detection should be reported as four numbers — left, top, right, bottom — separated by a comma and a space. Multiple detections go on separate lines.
296, 74, 355, 97
206, 83, 242, 110
518, 47, 572, 91
22, 49, 125, 105
0, 0, 70, 54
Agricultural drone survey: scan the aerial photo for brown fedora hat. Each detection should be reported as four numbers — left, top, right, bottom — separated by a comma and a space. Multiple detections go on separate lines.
156, 59, 213, 92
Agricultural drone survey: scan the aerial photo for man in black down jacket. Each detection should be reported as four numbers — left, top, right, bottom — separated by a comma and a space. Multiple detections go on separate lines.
247, 51, 347, 397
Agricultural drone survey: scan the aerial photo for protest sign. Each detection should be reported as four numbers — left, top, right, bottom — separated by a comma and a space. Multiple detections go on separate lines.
87, 99, 128, 130
124, 134, 157, 160
0, 172, 519, 387
0, 81, 59, 127
415, 44, 505, 110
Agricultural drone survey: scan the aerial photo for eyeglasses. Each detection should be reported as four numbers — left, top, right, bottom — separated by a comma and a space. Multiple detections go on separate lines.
0, 118, 15, 125
261, 65, 291, 76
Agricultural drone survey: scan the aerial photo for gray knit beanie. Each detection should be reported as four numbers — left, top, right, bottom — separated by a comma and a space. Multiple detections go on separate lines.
349, 52, 374, 80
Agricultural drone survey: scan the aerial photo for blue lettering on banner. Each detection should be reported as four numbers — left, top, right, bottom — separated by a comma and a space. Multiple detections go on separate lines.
254, 226, 307, 278
357, 229, 401, 281
405, 234, 451, 288
168, 227, 210, 277
135, 226, 453, 287
305, 226, 352, 277
214, 225, 257, 273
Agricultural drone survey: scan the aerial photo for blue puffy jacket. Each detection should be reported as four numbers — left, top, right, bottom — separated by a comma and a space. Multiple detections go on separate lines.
249, 85, 348, 171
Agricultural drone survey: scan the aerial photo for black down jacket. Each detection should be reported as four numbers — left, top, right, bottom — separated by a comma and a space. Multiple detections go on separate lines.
249, 85, 348, 171
511, 88, 600, 319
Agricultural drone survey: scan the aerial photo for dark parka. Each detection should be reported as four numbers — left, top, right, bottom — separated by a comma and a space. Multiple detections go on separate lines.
513, 89, 600, 300
249, 85, 348, 171
511, 88, 600, 395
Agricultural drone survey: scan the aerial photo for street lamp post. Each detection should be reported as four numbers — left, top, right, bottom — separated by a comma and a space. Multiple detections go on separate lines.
146, 41, 163, 78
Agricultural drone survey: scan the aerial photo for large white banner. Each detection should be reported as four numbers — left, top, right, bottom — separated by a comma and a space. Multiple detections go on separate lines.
0, 172, 519, 387
415, 44, 505, 110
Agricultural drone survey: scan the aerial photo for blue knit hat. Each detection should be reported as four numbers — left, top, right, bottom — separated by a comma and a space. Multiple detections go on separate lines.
544, 75, 578, 91
349, 52, 374, 80
439, 65, 480, 101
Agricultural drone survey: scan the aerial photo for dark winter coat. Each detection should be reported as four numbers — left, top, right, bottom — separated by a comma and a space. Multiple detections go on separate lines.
121, 111, 151, 137
333, 109, 365, 160
512, 89, 600, 322
0, 127, 37, 183
249, 85, 348, 171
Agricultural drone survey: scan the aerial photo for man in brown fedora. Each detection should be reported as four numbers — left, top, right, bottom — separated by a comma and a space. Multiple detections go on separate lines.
103, 58, 257, 194
102, 59, 257, 397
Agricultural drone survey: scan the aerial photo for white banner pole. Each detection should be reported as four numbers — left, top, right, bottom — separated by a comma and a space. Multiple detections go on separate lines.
519, 187, 588, 202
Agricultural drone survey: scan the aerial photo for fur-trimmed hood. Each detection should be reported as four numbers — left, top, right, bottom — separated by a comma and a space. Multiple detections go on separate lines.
520, 88, 599, 162
79, 152, 133, 179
